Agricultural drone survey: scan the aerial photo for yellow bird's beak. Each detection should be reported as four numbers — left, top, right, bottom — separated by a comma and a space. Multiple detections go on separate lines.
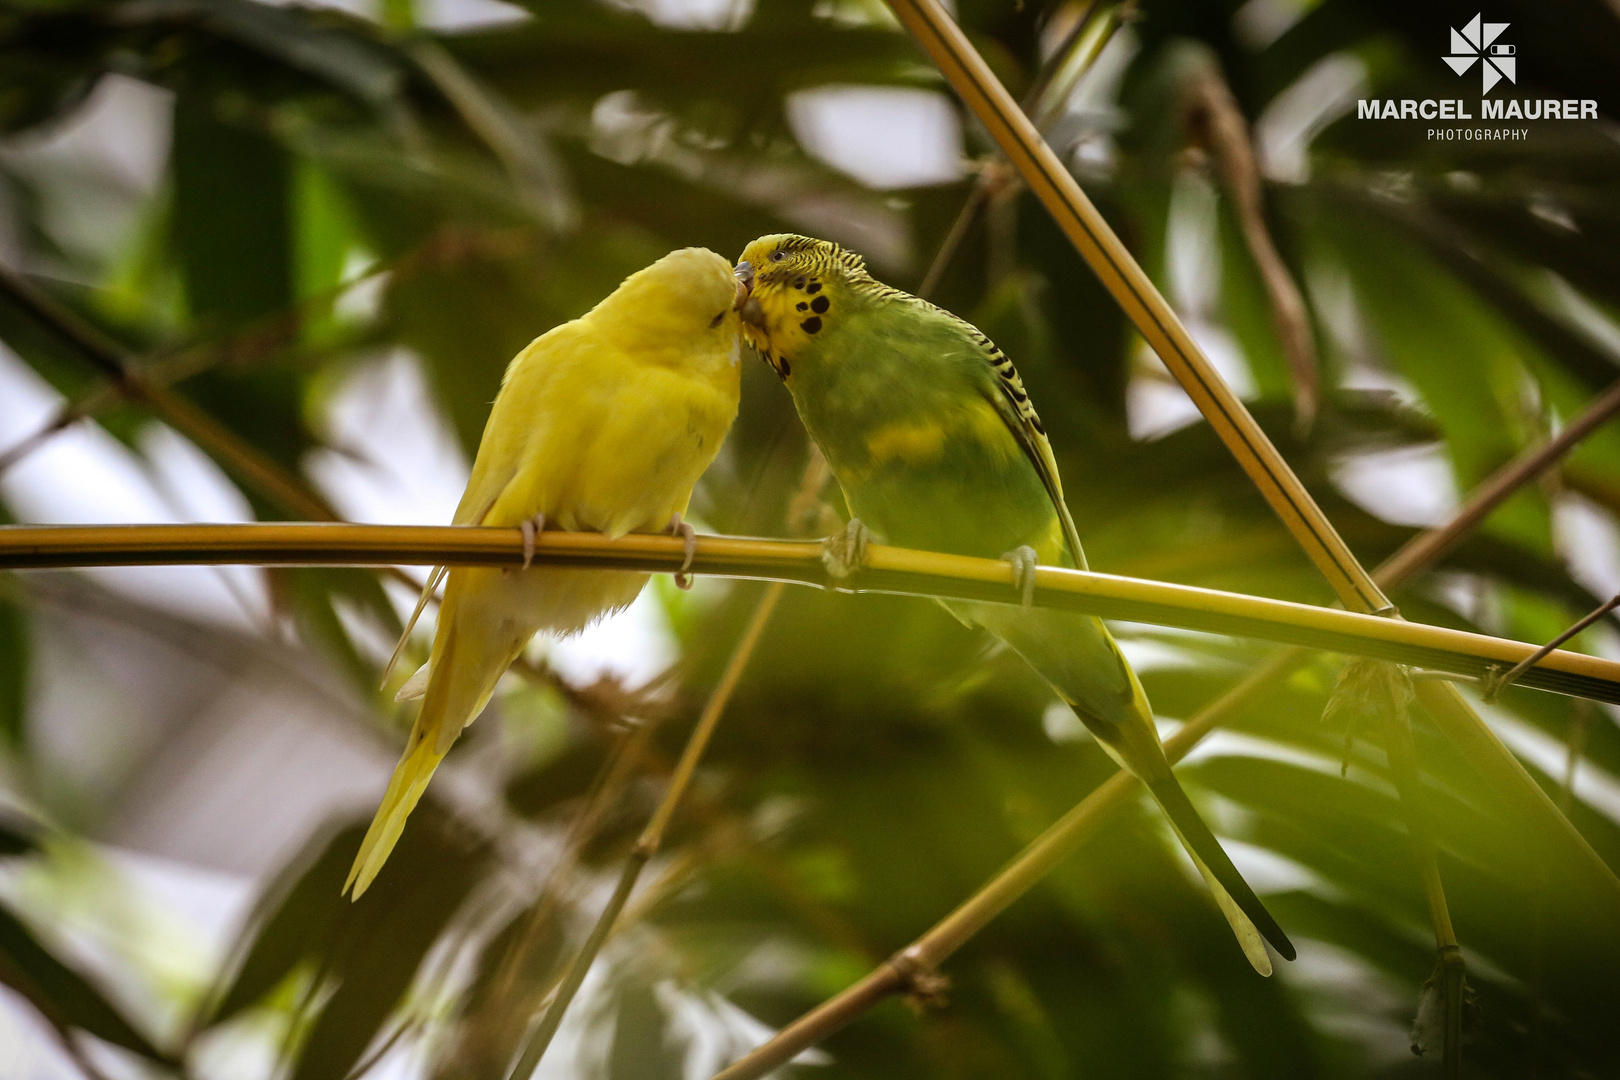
733, 260, 754, 311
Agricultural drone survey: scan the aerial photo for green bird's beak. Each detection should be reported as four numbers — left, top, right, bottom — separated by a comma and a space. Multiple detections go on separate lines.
733, 260, 754, 311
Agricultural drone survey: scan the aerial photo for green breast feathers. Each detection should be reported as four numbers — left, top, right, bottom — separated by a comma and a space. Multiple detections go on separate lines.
737, 236, 1082, 568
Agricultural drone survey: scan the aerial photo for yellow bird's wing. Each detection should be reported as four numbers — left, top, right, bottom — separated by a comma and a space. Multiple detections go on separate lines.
453, 322, 589, 527
379, 322, 585, 687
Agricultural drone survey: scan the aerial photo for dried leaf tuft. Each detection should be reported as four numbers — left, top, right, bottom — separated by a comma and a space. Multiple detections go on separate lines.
1323, 659, 1415, 777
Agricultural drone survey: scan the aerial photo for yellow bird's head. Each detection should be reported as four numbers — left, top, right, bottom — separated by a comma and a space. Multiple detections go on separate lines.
733, 233, 868, 379
595, 247, 750, 359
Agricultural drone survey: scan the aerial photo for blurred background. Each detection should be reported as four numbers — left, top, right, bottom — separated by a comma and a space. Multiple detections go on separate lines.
2, 0, 1619, 1077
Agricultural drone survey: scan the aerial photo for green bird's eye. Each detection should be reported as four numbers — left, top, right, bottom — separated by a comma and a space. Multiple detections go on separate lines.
770, 250, 786, 262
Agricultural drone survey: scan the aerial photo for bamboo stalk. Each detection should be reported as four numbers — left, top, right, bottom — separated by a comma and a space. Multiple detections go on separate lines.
886, 0, 1390, 615
1378, 688, 1466, 1076
3, 522, 1615, 701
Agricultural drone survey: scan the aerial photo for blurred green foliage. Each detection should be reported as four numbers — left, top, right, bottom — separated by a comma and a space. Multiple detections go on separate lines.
1, 0, 1619, 1077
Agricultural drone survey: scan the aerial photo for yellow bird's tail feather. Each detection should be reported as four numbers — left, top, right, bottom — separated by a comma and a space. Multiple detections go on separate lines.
345, 614, 521, 899
343, 734, 446, 899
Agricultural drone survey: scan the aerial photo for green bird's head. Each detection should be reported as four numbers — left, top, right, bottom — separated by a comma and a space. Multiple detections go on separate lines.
734, 233, 870, 379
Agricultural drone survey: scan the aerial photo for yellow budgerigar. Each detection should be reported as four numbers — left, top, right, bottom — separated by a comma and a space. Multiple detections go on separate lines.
345, 247, 750, 898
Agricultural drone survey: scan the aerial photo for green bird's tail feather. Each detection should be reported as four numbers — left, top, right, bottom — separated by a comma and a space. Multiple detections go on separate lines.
958, 599, 1293, 973
1148, 775, 1295, 974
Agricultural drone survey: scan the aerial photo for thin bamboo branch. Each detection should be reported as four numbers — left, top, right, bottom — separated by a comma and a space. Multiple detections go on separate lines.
1380, 379, 1620, 585
0, 263, 338, 522
1180, 60, 1318, 430
1484, 590, 1620, 701
1366, 665, 1466, 1076
704, 377, 1620, 1080
0, 230, 534, 515
709, 651, 1298, 1080
0, 386, 119, 476
506, 584, 785, 1080
1, 523, 1616, 701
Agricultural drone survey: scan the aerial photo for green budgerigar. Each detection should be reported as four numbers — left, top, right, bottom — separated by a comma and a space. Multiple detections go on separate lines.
736, 233, 1293, 974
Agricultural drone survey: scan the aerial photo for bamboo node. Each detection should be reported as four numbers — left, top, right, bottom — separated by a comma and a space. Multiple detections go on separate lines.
1409, 948, 1476, 1059
1481, 589, 1620, 703
887, 948, 951, 1012
820, 518, 873, 583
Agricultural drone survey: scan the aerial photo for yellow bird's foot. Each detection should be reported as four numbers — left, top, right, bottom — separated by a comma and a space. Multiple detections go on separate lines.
519, 513, 547, 570
822, 518, 873, 580
668, 514, 697, 589
1001, 545, 1038, 608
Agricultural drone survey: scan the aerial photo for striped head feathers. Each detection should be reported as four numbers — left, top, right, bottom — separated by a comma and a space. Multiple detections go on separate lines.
734, 234, 874, 379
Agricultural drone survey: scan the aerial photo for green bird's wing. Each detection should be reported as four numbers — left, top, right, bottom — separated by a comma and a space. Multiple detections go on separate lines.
936, 304, 1087, 570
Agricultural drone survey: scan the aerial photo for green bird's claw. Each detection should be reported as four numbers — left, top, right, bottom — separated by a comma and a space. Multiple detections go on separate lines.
822, 518, 872, 581
1002, 546, 1038, 607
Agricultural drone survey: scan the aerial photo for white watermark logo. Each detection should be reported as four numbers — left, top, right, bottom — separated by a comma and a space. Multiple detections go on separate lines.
1443, 14, 1515, 94
1354, 12, 1598, 139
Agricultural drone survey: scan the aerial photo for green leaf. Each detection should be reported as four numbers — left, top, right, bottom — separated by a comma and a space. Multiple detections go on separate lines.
288, 804, 489, 1080
1323, 200, 1554, 555
207, 802, 489, 1080
0, 589, 26, 748
0, 900, 173, 1064
206, 820, 364, 1027
171, 77, 295, 327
